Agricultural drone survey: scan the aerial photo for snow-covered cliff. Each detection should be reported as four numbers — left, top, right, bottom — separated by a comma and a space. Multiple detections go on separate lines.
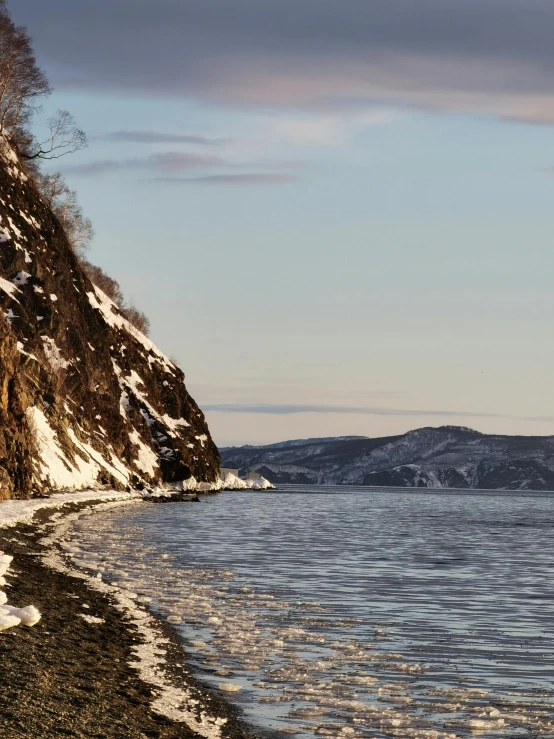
0, 135, 219, 498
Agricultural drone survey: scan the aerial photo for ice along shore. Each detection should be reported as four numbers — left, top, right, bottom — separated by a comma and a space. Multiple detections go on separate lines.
0, 491, 276, 739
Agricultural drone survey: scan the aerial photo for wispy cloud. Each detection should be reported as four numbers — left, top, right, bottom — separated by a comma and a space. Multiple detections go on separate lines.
64, 151, 302, 184
63, 151, 226, 176
101, 130, 229, 146
203, 403, 554, 423
155, 173, 300, 185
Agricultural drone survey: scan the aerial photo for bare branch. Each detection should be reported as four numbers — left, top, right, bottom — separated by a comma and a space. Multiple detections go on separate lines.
34, 171, 94, 255
22, 109, 87, 160
34, 171, 70, 208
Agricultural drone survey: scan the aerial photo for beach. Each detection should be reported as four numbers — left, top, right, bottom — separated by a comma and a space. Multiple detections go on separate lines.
0, 497, 271, 739
3, 488, 554, 739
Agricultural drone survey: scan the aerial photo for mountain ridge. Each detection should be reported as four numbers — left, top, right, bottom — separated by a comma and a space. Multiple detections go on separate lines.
220, 425, 554, 490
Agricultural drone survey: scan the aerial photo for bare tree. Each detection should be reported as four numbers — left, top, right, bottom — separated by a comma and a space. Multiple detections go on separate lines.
122, 305, 151, 336
54, 189, 94, 255
0, 3, 154, 338
34, 171, 70, 208
22, 110, 87, 161
34, 171, 94, 255
80, 260, 125, 306
80, 261, 151, 335
0, 1, 50, 133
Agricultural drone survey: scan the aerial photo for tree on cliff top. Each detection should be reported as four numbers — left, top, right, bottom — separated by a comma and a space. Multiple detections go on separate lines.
0, 4, 86, 160
0, 0, 50, 133
0, 1, 151, 336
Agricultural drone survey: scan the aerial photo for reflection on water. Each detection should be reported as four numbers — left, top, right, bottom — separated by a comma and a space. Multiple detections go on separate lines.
68, 486, 554, 738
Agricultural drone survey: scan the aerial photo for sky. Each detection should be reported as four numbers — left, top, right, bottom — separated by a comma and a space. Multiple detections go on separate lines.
10, 0, 554, 446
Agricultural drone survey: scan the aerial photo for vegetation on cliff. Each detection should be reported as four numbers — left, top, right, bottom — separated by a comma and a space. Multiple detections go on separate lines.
0, 1, 219, 498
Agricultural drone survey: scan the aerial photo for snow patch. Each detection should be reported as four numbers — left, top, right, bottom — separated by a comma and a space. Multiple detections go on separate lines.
13, 271, 30, 286
114, 364, 190, 437
0, 490, 138, 530
129, 429, 159, 478
16, 341, 38, 361
28, 407, 132, 491
0, 276, 20, 300
41, 336, 70, 372
87, 286, 175, 374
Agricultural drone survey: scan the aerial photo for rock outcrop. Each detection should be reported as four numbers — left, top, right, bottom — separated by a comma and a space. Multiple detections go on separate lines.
0, 136, 219, 498
0, 315, 33, 500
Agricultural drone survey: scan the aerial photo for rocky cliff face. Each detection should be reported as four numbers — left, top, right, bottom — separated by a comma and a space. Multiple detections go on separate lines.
0, 136, 219, 498
221, 426, 554, 491
0, 315, 33, 500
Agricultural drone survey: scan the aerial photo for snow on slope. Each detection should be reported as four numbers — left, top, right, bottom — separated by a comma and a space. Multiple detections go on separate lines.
0, 132, 219, 497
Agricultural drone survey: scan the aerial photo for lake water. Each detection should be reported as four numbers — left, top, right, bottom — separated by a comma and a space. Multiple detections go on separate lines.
68, 486, 554, 738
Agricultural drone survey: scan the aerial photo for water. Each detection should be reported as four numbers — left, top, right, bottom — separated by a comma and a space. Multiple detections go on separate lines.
68, 486, 554, 738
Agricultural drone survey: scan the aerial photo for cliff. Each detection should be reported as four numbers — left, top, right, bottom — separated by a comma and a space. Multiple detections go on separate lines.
220, 426, 554, 491
0, 135, 219, 498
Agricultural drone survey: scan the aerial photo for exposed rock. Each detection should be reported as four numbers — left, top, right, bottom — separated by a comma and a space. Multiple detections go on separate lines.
0, 315, 33, 500
0, 135, 219, 498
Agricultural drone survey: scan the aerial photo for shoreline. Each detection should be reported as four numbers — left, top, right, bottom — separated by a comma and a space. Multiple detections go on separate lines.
0, 495, 276, 739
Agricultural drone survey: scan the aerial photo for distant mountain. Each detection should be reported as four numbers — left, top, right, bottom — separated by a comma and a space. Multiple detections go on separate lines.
220, 426, 554, 490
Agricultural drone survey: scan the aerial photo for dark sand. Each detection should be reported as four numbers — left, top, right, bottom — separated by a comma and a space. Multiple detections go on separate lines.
0, 501, 272, 739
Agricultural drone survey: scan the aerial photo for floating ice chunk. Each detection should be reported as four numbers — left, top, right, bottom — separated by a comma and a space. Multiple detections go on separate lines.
218, 683, 242, 693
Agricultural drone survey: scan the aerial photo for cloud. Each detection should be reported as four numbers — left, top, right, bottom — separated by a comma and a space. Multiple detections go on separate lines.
259, 109, 399, 148
203, 402, 554, 423
63, 151, 226, 176
63, 151, 300, 183
101, 130, 228, 146
155, 173, 300, 185
12, 0, 554, 124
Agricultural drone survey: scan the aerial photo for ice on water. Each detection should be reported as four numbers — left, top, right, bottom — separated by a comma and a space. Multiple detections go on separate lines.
63, 495, 554, 739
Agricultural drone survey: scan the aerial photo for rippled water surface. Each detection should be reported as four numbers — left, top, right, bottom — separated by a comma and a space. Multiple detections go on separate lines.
69, 487, 554, 738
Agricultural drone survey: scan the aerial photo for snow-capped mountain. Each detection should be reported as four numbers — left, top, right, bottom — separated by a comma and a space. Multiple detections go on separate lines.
220, 426, 554, 490
0, 136, 219, 499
